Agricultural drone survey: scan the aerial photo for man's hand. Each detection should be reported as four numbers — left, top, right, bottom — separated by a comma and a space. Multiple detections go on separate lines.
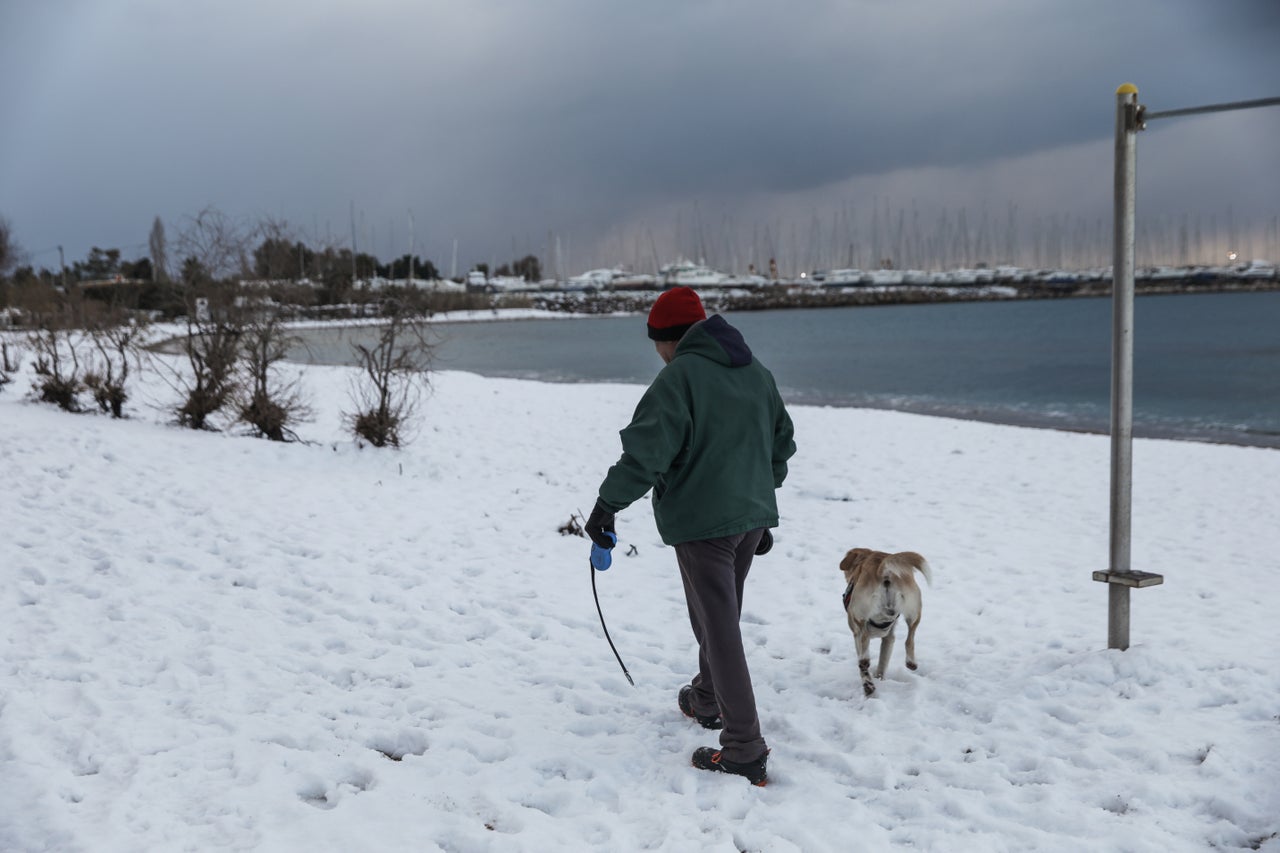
585, 501, 616, 550
754, 528, 773, 556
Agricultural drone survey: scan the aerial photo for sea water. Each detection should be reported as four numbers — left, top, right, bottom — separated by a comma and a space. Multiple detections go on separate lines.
288, 291, 1280, 447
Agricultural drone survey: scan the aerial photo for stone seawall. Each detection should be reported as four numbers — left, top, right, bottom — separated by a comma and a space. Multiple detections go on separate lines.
524, 277, 1279, 315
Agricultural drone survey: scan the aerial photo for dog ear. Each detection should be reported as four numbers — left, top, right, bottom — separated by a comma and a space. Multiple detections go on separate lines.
839, 548, 866, 574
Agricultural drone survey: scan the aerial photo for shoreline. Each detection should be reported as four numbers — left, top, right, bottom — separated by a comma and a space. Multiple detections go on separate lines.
126, 283, 1280, 452
450, 368, 1280, 451
832, 395, 1280, 450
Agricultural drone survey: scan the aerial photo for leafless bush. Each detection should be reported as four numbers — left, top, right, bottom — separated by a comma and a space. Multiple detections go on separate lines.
171, 291, 243, 430
558, 513, 585, 537
29, 324, 83, 411
234, 313, 310, 441
345, 304, 434, 447
83, 313, 145, 418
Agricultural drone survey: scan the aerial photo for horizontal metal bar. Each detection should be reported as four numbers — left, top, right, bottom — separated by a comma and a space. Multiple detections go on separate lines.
1144, 95, 1280, 121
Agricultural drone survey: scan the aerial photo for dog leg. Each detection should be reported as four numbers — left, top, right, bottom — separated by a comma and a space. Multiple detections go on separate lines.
904, 616, 920, 671
854, 630, 875, 696
874, 626, 895, 680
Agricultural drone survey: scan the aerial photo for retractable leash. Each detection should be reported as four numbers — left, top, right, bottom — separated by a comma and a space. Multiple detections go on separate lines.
584, 522, 635, 686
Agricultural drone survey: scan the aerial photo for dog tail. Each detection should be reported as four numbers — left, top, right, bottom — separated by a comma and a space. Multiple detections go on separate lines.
890, 551, 933, 586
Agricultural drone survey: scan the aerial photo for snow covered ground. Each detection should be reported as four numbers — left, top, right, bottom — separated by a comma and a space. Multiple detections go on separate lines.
1, 339, 1278, 852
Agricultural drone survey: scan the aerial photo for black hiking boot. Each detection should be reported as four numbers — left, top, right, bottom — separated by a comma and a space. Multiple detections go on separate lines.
691, 747, 768, 786
678, 685, 722, 730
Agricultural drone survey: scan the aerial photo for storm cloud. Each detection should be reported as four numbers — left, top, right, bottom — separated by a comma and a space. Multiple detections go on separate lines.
2, 0, 1277, 274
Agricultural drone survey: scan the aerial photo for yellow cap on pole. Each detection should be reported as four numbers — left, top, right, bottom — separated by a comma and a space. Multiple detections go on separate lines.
1116, 83, 1139, 95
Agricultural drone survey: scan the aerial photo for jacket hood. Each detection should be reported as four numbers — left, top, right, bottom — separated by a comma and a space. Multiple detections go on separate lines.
675, 314, 752, 367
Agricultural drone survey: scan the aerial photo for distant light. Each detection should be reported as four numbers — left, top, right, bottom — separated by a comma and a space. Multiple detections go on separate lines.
799, 272, 807, 279
1228, 251, 1238, 261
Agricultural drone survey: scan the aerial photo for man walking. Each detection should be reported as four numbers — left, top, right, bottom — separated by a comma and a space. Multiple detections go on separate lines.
585, 286, 796, 786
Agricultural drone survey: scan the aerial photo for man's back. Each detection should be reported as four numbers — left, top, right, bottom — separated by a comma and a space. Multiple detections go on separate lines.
600, 315, 795, 545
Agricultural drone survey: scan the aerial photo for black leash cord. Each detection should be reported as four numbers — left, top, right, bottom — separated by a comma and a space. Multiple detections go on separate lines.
590, 559, 635, 686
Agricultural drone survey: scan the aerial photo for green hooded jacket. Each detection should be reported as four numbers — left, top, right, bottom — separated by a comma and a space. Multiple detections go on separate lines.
597, 314, 796, 545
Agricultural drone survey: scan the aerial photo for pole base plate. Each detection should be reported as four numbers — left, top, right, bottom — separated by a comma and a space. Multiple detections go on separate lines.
1092, 570, 1164, 588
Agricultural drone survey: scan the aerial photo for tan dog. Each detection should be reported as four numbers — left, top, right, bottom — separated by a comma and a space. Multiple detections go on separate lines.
839, 548, 933, 697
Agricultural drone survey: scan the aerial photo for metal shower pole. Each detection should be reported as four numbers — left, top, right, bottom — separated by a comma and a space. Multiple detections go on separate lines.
1106, 83, 1143, 649
1093, 85, 1280, 649
1093, 83, 1163, 650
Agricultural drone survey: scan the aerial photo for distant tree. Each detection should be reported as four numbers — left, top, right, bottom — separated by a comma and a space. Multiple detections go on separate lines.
181, 256, 213, 288
381, 254, 440, 281
254, 237, 298, 281
491, 255, 541, 282
175, 206, 251, 282
0, 215, 21, 278
309, 245, 343, 302
149, 216, 170, 283
76, 247, 122, 281
5, 265, 49, 314
252, 217, 303, 281
512, 254, 541, 282
355, 251, 379, 280
311, 244, 377, 302
291, 241, 316, 280
10, 265, 38, 286
121, 257, 152, 281
312, 245, 352, 303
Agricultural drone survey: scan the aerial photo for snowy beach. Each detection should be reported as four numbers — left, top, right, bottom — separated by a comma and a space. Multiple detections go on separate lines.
2, 350, 1278, 852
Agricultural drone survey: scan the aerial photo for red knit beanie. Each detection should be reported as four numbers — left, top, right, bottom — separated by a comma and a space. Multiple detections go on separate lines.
647, 286, 707, 341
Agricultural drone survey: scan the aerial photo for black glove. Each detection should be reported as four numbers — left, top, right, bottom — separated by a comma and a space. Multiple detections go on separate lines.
754, 528, 773, 556
585, 501, 617, 550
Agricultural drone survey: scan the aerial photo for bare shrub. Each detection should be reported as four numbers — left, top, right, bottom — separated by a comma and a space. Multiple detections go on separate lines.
171, 290, 243, 430
234, 313, 310, 441
29, 324, 83, 411
83, 313, 145, 418
558, 513, 585, 537
345, 304, 434, 447
25, 289, 91, 411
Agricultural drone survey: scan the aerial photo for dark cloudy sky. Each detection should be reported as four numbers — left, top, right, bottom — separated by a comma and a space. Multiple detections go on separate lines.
3, 0, 1278, 276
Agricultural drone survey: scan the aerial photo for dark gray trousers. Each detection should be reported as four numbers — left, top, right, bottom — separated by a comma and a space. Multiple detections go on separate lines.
675, 528, 767, 763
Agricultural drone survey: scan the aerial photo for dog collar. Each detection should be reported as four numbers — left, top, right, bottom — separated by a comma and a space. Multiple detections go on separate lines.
842, 580, 854, 612
868, 617, 897, 631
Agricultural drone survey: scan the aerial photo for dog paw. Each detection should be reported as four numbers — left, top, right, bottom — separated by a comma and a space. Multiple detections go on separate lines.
906, 661, 918, 671
862, 682, 876, 697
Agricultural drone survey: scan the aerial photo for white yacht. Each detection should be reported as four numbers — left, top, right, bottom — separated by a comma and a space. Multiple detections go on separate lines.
659, 259, 730, 287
